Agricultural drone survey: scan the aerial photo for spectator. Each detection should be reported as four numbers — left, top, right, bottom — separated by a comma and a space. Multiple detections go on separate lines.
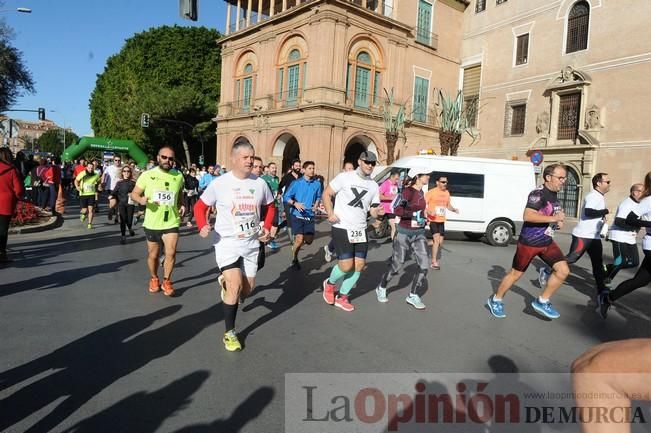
0, 148, 24, 262
199, 165, 219, 192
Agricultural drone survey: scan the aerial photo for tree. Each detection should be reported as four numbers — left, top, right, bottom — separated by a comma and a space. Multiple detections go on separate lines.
433, 89, 478, 156
90, 25, 221, 166
36, 128, 79, 155
0, 6, 35, 112
381, 88, 409, 165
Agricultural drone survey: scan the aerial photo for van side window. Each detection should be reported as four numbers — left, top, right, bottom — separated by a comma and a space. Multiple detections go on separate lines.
428, 171, 485, 199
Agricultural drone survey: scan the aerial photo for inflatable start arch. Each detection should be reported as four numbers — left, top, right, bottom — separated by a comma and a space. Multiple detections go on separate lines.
62, 137, 148, 168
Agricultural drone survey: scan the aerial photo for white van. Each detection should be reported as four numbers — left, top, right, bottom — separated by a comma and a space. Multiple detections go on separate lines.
374, 155, 536, 246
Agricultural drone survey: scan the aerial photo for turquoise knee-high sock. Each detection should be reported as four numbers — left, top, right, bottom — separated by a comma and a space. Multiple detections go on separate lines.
328, 265, 350, 285
339, 272, 361, 295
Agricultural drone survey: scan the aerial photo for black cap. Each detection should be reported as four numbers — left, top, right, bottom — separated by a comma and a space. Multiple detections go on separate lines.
359, 150, 378, 163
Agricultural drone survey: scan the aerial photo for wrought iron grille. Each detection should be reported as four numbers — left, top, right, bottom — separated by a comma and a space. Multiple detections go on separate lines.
475, 0, 486, 13
557, 167, 580, 218
566, 2, 589, 53
557, 93, 581, 141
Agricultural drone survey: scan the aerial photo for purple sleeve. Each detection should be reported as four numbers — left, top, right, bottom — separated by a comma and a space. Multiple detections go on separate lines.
525, 189, 544, 211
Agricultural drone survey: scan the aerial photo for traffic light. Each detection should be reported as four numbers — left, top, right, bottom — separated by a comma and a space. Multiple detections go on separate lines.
38, 108, 45, 121
141, 113, 150, 128
179, 0, 198, 21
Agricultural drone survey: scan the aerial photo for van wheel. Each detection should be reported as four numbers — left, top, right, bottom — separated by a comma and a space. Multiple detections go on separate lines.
464, 232, 484, 241
486, 221, 513, 247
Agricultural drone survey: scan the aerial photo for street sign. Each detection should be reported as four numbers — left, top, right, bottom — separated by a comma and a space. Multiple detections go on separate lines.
529, 150, 544, 166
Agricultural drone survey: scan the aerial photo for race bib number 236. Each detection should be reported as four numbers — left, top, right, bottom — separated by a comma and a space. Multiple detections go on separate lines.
347, 229, 367, 244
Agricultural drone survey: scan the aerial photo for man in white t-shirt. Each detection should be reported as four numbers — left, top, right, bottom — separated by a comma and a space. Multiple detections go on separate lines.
539, 173, 611, 299
604, 184, 644, 284
321, 151, 384, 312
103, 156, 122, 222
194, 141, 275, 352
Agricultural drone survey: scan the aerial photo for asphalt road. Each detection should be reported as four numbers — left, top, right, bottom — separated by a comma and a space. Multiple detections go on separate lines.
2, 208, 650, 433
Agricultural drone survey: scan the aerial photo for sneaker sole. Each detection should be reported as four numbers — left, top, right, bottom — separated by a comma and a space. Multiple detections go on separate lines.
486, 299, 506, 318
334, 302, 354, 312
406, 299, 426, 310
223, 341, 242, 352
531, 302, 559, 319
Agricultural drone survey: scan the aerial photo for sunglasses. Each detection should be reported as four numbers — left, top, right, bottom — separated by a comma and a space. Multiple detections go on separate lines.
438, 180, 448, 184
159, 155, 175, 161
122, 170, 131, 173
114, 159, 121, 162
361, 160, 377, 167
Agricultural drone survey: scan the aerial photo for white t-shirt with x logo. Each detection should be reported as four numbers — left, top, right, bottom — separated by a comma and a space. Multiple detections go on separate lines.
329, 171, 380, 231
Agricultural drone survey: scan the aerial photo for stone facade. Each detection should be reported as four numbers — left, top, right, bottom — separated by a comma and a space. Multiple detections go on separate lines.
216, 0, 467, 180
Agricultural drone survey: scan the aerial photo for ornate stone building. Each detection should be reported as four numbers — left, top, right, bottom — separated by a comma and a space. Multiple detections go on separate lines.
216, 0, 468, 179
458, 0, 651, 215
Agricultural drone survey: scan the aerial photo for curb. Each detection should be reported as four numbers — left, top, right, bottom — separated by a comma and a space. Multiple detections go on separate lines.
8, 214, 64, 235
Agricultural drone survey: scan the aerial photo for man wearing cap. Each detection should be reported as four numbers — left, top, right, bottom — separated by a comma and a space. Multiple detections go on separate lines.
321, 151, 384, 312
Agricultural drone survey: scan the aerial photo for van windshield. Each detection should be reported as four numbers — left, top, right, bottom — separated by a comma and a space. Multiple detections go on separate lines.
374, 167, 410, 185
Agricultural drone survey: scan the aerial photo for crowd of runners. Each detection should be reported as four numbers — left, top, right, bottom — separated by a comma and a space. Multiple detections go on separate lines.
3, 142, 651, 354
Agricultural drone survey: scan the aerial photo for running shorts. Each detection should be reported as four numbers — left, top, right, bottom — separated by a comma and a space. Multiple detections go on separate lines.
512, 241, 565, 272
144, 227, 179, 243
429, 222, 445, 236
291, 217, 315, 235
332, 226, 369, 260
80, 196, 96, 208
214, 238, 261, 277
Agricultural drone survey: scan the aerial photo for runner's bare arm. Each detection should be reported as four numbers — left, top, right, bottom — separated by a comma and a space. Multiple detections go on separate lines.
523, 208, 564, 224
369, 203, 385, 219
323, 185, 339, 223
130, 185, 147, 206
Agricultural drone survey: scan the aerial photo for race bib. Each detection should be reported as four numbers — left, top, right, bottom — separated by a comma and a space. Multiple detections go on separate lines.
435, 206, 446, 217
411, 211, 426, 228
544, 224, 557, 238
347, 228, 367, 244
153, 190, 175, 206
235, 216, 259, 239
83, 184, 95, 193
127, 196, 135, 205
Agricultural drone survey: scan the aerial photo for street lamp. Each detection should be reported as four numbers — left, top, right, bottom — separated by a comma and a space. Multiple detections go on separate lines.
0, 7, 32, 13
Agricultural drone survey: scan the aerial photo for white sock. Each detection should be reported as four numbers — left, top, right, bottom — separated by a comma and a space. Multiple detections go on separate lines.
493, 295, 503, 302
538, 296, 549, 304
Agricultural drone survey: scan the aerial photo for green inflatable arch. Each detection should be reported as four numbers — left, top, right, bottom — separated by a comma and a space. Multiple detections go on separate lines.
62, 137, 149, 168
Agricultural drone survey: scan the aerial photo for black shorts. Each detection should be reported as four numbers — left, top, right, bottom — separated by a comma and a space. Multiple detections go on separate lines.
291, 217, 315, 235
430, 222, 445, 236
80, 196, 96, 208
144, 227, 180, 243
382, 213, 396, 221
332, 226, 369, 260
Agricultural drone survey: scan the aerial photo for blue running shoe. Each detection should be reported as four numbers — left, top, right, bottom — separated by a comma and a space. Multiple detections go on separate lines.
538, 268, 551, 288
486, 296, 506, 318
531, 299, 560, 319
268, 240, 279, 250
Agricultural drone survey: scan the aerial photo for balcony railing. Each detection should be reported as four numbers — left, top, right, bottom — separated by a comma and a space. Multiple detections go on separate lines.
225, 0, 393, 36
415, 27, 438, 50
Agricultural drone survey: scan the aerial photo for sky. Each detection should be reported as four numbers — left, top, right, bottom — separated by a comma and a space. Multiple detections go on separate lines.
4, 0, 228, 136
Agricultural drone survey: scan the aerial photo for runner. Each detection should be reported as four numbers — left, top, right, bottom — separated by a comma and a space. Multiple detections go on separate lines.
130, 146, 185, 297
278, 159, 302, 244
74, 163, 101, 229
194, 141, 275, 351
603, 183, 644, 284
103, 155, 122, 223
183, 167, 200, 227
377, 169, 401, 241
261, 161, 281, 250
321, 151, 384, 312
111, 165, 136, 244
375, 171, 430, 309
486, 163, 569, 319
538, 173, 610, 298
599, 173, 651, 318
284, 161, 322, 270
323, 161, 355, 262
425, 174, 459, 270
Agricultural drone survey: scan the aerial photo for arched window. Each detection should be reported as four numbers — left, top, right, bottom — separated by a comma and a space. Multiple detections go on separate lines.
277, 48, 307, 107
347, 50, 381, 109
235, 61, 255, 113
557, 165, 580, 217
566, 1, 589, 53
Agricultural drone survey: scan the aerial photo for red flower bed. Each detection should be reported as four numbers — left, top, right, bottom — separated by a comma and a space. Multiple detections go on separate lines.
11, 201, 39, 226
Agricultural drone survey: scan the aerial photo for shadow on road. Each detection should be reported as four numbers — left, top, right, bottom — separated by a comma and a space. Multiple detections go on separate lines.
0, 303, 222, 433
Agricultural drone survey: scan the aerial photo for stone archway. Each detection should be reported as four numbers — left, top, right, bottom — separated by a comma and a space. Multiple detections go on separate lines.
344, 135, 377, 168
272, 133, 301, 173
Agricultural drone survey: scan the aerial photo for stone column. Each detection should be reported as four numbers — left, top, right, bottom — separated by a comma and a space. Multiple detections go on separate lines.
257, 0, 263, 22
246, 0, 253, 27
236, 0, 241, 31
270, 0, 275, 16
362, 0, 367, 8
225, 3, 232, 35
282, 0, 287, 13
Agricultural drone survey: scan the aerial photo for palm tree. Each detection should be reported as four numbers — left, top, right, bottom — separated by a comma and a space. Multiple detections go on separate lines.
381, 88, 409, 165
434, 89, 478, 156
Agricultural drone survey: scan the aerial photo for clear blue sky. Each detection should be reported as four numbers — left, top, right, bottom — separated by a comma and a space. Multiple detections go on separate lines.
5, 0, 227, 136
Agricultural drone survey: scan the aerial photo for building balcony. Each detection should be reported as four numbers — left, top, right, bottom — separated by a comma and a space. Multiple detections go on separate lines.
223, 0, 394, 36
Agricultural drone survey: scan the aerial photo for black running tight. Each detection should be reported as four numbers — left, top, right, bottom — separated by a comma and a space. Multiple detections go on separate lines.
609, 250, 651, 302
118, 204, 135, 236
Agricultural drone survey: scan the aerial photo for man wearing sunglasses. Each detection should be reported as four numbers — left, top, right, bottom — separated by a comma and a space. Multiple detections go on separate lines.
103, 156, 123, 223
131, 146, 185, 297
322, 150, 383, 312
539, 173, 611, 301
425, 174, 459, 270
